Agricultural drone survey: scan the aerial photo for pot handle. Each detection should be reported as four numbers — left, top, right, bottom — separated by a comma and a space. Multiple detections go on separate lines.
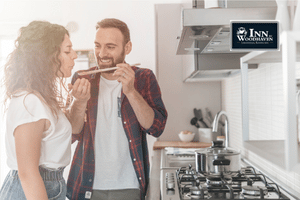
212, 158, 231, 166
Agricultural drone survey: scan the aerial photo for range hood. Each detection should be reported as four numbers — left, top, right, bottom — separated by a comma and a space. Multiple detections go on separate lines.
177, 1, 277, 80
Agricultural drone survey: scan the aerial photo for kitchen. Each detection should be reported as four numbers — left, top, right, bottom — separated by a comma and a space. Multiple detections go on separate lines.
0, 0, 300, 199
152, 0, 300, 199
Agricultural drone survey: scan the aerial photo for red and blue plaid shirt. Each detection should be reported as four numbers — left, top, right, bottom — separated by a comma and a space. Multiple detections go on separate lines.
66, 66, 167, 200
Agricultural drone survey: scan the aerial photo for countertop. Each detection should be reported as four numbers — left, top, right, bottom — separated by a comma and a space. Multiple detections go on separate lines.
153, 141, 211, 150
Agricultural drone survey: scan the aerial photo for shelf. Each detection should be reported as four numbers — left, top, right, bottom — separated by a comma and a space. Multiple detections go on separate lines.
242, 50, 282, 64
241, 37, 300, 65
240, 31, 300, 171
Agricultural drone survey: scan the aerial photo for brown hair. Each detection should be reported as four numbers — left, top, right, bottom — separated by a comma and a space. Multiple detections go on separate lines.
96, 18, 130, 45
3, 20, 69, 118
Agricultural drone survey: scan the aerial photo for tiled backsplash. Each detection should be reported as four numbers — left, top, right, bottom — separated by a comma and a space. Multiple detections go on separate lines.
222, 62, 300, 192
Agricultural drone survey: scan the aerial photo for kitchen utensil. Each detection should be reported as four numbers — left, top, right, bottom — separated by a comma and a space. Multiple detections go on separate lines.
205, 116, 212, 127
205, 107, 214, 124
197, 109, 209, 128
190, 117, 200, 128
193, 108, 200, 120
202, 118, 211, 128
78, 63, 141, 76
205, 140, 241, 175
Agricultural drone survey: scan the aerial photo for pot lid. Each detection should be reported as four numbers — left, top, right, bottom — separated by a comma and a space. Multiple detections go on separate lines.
206, 141, 240, 156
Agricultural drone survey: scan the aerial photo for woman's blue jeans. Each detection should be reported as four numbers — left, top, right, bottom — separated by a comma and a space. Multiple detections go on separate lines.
0, 166, 66, 200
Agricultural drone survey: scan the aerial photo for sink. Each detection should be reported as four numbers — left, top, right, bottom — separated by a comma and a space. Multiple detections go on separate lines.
160, 149, 196, 168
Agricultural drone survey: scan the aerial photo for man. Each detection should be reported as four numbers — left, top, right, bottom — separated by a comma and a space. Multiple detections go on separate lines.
66, 18, 167, 200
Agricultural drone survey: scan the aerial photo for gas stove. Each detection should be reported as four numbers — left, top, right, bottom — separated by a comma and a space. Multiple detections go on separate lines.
161, 165, 293, 200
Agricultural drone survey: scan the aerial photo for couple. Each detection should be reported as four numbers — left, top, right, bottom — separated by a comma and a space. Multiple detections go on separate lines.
0, 18, 167, 200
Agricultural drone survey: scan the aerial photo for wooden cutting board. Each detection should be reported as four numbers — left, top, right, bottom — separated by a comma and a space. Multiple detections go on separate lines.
153, 141, 211, 150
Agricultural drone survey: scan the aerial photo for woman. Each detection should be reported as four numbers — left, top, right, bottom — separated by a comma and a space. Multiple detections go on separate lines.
0, 21, 90, 200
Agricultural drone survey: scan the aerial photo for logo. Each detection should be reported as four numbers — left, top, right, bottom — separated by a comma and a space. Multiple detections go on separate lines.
236, 27, 273, 42
236, 27, 247, 37
230, 21, 279, 51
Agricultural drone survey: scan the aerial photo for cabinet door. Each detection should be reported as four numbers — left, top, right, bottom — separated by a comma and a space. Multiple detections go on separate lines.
156, 4, 196, 82
182, 54, 196, 81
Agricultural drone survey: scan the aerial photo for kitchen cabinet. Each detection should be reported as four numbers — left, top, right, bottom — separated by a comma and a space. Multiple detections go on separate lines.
181, 54, 197, 82
155, 3, 196, 82
240, 31, 300, 171
156, 3, 227, 83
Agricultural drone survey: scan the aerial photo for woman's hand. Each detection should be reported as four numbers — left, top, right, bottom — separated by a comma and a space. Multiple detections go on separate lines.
68, 78, 91, 103
67, 78, 90, 134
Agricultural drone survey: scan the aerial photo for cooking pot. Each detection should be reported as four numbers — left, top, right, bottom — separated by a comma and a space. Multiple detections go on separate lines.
195, 141, 241, 175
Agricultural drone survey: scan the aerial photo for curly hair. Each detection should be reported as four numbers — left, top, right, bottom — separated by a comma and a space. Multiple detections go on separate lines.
96, 18, 130, 45
3, 20, 69, 118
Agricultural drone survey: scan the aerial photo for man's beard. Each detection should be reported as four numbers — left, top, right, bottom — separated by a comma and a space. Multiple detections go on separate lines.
96, 49, 126, 74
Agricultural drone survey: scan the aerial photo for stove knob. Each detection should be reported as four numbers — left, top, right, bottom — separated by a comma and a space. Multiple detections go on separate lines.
167, 181, 175, 190
166, 172, 175, 190
166, 172, 173, 177
167, 189, 175, 195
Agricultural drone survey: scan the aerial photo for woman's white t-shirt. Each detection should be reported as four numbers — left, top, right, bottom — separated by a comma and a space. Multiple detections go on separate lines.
5, 92, 72, 170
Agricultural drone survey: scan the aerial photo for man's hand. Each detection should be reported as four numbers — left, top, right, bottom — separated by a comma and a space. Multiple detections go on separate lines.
113, 64, 155, 129
113, 63, 136, 96
68, 78, 91, 103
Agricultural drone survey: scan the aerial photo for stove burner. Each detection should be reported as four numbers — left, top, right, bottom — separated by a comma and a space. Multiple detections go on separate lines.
189, 194, 210, 199
190, 186, 209, 195
242, 185, 268, 196
161, 165, 291, 200
241, 193, 270, 199
186, 192, 211, 199
206, 174, 232, 186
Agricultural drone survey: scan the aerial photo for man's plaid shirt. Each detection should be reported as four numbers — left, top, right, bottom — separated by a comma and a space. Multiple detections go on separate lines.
66, 66, 167, 200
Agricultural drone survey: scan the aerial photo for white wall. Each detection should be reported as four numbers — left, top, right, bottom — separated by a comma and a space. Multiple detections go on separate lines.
0, 1, 154, 70
0, 0, 192, 70
222, 62, 300, 193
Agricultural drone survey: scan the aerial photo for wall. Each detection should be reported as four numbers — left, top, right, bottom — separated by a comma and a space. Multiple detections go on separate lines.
222, 62, 300, 193
155, 4, 222, 142
0, 1, 159, 69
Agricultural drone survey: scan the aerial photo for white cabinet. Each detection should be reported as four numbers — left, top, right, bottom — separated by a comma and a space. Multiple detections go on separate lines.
241, 31, 300, 171
181, 54, 197, 81
155, 4, 197, 82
